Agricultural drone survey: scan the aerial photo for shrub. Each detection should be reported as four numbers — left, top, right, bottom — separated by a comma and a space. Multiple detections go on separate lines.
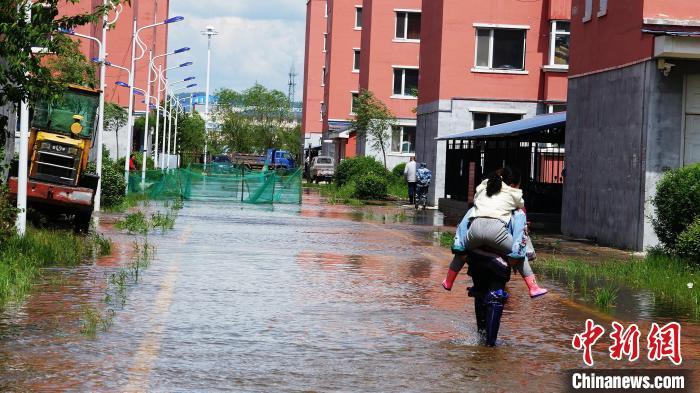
335, 156, 388, 187
86, 160, 126, 208
392, 162, 406, 178
651, 163, 700, 252
676, 218, 700, 261
0, 186, 17, 244
354, 172, 388, 200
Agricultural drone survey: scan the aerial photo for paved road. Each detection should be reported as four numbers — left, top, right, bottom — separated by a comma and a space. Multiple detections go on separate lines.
1, 194, 699, 391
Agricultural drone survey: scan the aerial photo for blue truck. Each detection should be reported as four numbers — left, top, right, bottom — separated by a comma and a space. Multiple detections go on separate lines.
232, 148, 296, 171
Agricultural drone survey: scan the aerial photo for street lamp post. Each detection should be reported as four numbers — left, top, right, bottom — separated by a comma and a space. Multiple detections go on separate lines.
202, 25, 218, 169
123, 14, 184, 192
166, 84, 196, 168
154, 61, 193, 168
16, 1, 31, 236
141, 47, 190, 185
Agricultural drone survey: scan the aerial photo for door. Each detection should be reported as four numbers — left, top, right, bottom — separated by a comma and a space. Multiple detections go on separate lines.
685, 75, 700, 165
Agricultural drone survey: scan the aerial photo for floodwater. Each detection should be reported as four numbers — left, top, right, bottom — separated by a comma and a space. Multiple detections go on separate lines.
1, 191, 699, 392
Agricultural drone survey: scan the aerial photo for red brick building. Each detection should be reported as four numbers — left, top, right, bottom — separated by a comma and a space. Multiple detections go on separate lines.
61, 0, 170, 112
61, 0, 171, 157
302, 0, 422, 169
563, 0, 700, 250
416, 0, 570, 205
301, 0, 327, 151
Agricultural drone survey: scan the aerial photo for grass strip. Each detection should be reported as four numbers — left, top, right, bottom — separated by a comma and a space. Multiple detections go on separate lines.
539, 251, 700, 317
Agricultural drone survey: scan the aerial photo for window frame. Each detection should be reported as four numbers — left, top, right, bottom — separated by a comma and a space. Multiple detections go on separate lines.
548, 20, 570, 69
391, 66, 419, 99
472, 26, 528, 74
354, 6, 362, 29
390, 125, 417, 154
323, 33, 327, 52
352, 48, 360, 72
350, 91, 359, 115
597, 0, 608, 17
394, 10, 421, 42
321, 66, 326, 87
583, 0, 593, 22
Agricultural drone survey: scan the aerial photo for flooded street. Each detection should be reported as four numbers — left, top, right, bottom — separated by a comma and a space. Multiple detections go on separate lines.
1, 192, 699, 392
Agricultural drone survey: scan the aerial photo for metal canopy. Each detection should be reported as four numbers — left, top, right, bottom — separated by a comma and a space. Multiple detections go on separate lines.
437, 111, 566, 140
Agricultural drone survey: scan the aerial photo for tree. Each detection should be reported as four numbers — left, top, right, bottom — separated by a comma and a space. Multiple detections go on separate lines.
45, 36, 96, 88
351, 90, 396, 169
0, 0, 126, 107
176, 112, 205, 166
104, 102, 127, 158
214, 84, 297, 155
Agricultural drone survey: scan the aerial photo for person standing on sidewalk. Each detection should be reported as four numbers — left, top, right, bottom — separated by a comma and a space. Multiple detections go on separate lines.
404, 157, 417, 204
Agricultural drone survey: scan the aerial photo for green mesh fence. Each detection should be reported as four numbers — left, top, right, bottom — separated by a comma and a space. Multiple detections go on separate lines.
127, 164, 302, 204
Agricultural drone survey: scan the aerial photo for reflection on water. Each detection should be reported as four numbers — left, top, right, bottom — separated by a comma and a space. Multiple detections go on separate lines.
0, 194, 698, 391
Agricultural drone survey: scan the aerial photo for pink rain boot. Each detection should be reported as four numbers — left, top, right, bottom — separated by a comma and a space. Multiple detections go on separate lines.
442, 269, 459, 291
524, 275, 548, 298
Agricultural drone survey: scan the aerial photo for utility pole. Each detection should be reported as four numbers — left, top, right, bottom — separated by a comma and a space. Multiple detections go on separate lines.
16, 1, 31, 236
287, 65, 297, 110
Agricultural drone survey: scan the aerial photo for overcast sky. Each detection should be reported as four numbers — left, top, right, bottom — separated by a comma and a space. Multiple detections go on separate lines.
167, 0, 306, 100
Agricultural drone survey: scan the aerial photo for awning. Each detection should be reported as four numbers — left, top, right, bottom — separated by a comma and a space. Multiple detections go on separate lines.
437, 111, 566, 140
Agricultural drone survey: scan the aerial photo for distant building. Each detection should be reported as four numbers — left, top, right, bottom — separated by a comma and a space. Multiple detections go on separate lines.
562, 0, 700, 250
302, 0, 327, 152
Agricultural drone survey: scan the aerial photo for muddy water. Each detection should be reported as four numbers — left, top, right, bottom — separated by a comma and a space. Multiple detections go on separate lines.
1, 192, 699, 391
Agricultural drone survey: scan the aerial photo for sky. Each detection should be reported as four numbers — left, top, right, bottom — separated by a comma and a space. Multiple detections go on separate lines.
167, 0, 306, 101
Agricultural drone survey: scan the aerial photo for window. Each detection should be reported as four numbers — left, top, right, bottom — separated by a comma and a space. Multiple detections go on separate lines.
583, 0, 592, 21
355, 7, 362, 29
598, 0, 608, 17
324, 1, 328, 17
395, 11, 421, 40
549, 21, 570, 67
472, 112, 522, 130
393, 68, 419, 97
475, 28, 526, 71
353, 49, 360, 71
351, 92, 359, 114
323, 33, 327, 52
322, 67, 326, 86
391, 126, 416, 153
548, 104, 567, 113
320, 102, 325, 120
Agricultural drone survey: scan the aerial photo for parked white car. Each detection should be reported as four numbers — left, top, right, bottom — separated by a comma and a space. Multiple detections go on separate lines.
310, 156, 335, 183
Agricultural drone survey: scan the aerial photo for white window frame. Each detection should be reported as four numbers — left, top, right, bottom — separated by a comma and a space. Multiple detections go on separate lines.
598, 0, 608, 17
390, 125, 417, 154
583, 0, 592, 22
324, 1, 328, 18
472, 26, 529, 74
350, 91, 359, 115
323, 33, 327, 52
352, 48, 360, 72
547, 103, 567, 113
391, 66, 419, 99
320, 102, 325, 121
321, 66, 326, 86
354, 6, 362, 30
394, 10, 421, 42
548, 21, 570, 69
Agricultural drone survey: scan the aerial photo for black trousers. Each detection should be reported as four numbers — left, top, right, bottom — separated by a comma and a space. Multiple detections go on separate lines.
407, 182, 416, 203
